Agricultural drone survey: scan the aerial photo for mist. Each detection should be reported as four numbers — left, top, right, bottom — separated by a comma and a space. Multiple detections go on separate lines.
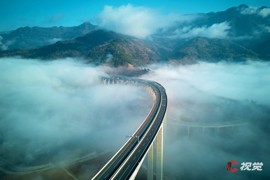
0, 58, 152, 170
1, 58, 270, 179
141, 61, 270, 179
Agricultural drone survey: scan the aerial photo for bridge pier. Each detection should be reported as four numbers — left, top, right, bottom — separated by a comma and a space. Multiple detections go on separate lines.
147, 144, 154, 180
95, 77, 167, 180
156, 124, 163, 180
147, 124, 163, 180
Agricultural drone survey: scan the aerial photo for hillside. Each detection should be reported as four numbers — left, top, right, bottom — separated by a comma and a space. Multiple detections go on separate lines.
0, 23, 96, 50
0, 30, 163, 67
1, 4, 270, 65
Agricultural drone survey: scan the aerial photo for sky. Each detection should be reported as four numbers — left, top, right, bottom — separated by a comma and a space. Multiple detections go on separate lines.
0, 0, 270, 32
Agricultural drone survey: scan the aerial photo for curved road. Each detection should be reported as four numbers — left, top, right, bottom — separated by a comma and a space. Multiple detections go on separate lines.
0, 76, 167, 180
92, 76, 167, 180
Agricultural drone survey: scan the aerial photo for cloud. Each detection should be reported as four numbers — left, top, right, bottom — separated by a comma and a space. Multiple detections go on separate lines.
0, 35, 8, 50
172, 22, 231, 39
259, 8, 270, 17
142, 61, 270, 179
97, 4, 195, 38
144, 61, 270, 106
1, 57, 269, 179
262, 25, 270, 32
240, 6, 270, 17
240, 6, 258, 15
48, 37, 62, 44
0, 58, 152, 170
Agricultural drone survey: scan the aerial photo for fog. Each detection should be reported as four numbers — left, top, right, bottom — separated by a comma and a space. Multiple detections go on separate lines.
172, 21, 231, 39
141, 61, 270, 180
1, 58, 270, 179
0, 58, 152, 168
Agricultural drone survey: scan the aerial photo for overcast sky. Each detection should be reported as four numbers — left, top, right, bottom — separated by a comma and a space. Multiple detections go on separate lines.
0, 0, 270, 31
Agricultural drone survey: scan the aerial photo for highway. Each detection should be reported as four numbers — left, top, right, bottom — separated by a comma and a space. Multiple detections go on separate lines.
92, 76, 167, 180
0, 76, 167, 179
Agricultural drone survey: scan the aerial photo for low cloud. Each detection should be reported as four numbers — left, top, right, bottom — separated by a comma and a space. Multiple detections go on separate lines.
259, 8, 270, 17
0, 35, 8, 50
263, 25, 270, 32
141, 61, 270, 179
1, 58, 269, 179
0, 58, 152, 169
240, 6, 270, 18
172, 22, 231, 39
240, 6, 258, 15
48, 38, 62, 44
97, 4, 195, 38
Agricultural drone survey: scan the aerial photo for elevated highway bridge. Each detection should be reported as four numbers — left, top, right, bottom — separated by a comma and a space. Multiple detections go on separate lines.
93, 76, 167, 180
0, 76, 168, 180
0, 75, 249, 179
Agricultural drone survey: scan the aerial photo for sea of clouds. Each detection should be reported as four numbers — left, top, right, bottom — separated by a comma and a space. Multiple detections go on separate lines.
0, 58, 269, 179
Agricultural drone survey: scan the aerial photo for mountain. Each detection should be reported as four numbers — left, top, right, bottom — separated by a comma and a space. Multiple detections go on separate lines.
0, 30, 163, 67
1, 4, 270, 65
0, 22, 97, 50
170, 37, 258, 63
154, 4, 270, 40
193, 4, 270, 37
151, 4, 270, 63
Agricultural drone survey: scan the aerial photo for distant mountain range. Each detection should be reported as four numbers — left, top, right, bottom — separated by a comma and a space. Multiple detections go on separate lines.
0, 30, 164, 66
152, 4, 270, 62
1, 4, 270, 66
0, 22, 96, 50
